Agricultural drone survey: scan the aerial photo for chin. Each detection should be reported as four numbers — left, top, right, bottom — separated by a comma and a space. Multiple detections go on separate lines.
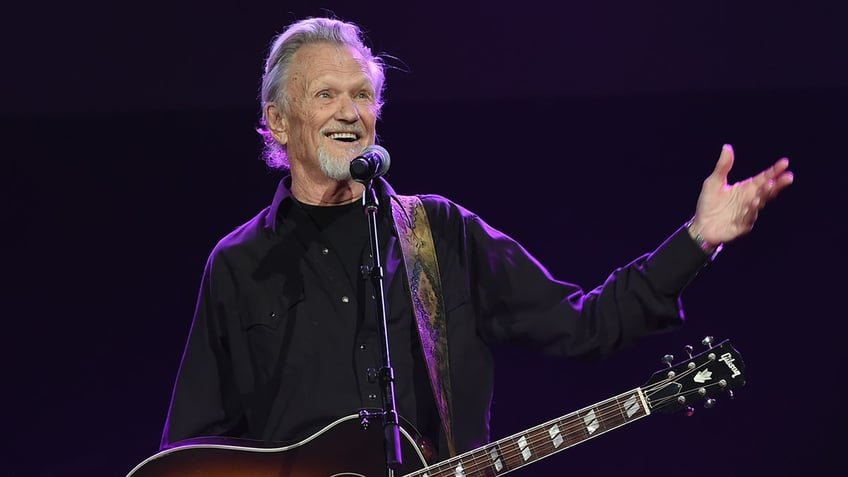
318, 151, 354, 180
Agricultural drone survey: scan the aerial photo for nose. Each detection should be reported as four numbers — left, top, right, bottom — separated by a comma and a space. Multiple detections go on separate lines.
335, 96, 361, 123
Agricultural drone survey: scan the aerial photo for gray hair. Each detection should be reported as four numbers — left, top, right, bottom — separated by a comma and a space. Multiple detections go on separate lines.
257, 17, 386, 170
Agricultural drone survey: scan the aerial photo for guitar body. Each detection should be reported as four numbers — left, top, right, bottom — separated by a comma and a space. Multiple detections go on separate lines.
128, 414, 429, 477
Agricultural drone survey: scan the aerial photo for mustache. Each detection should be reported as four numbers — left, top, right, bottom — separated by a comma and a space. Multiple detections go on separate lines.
320, 124, 366, 137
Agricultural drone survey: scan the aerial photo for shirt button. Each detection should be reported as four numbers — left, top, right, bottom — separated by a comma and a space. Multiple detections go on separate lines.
359, 344, 367, 350
321, 247, 329, 255
368, 393, 377, 401
341, 296, 350, 303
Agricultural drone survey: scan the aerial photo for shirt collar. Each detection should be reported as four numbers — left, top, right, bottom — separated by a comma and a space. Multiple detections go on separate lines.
265, 175, 399, 233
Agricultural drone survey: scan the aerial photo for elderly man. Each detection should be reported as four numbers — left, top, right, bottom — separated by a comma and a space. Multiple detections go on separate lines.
159, 16, 792, 468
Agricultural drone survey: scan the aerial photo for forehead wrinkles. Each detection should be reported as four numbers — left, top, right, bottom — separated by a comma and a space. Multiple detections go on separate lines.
290, 43, 374, 95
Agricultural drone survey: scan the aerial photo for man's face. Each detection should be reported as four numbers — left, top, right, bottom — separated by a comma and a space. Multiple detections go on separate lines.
276, 42, 379, 180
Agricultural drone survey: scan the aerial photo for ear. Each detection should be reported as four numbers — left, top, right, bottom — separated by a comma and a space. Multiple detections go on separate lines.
264, 102, 288, 145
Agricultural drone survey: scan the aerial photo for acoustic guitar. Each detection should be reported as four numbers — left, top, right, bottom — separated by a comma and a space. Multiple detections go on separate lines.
128, 337, 745, 476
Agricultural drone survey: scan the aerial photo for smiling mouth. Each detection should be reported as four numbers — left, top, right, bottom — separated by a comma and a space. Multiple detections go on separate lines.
326, 131, 360, 143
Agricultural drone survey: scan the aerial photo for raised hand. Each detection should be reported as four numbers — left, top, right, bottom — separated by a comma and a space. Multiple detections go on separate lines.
689, 144, 794, 245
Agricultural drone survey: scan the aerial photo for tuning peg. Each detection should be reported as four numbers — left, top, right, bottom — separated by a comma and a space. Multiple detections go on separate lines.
704, 398, 716, 409
686, 406, 695, 417
684, 345, 694, 358
701, 336, 715, 348
662, 354, 674, 367
727, 390, 735, 400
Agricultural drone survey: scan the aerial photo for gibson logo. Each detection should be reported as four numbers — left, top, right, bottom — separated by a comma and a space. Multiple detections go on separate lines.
719, 352, 741, 378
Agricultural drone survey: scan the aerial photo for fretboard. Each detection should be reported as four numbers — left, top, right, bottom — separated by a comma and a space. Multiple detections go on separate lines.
408, 388, 650, 477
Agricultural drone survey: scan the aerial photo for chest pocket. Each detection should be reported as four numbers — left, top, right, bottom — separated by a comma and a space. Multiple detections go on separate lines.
238, 291, 305, 382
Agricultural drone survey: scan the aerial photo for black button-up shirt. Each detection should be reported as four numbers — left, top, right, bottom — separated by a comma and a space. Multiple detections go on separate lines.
161, 176, 710, 458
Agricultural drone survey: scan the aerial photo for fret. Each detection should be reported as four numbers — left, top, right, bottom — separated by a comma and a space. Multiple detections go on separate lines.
516, 435, 531, 462
500, 435, 528, 470
562, 411, 590, 443
622, 393, 639, 418
547, 422, 564, 449
433, 457, 470, 477
487, 441, 507, 474
525, 423, 559, 461
582, 408, 602, 435
419, 447, 498, 477
614, 390, 648, 426
499, 418, 577, 472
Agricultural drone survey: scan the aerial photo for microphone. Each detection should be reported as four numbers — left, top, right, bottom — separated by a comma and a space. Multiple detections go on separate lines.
350, 145, 391, 182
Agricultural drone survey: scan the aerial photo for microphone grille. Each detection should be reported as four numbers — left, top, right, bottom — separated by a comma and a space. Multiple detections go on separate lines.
363, 144, 390, 175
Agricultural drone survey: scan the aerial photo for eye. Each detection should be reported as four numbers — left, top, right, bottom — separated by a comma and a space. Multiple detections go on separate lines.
356, 90, 373, 101
317, 90, 332, 99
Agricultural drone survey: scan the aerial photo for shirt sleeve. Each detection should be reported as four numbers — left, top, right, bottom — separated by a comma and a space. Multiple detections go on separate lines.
463, 211, 710, 359
160, 252, 245, 449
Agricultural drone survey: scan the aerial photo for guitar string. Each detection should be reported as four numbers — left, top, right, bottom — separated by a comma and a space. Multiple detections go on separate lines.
411, 366, 715, 477
408, 360, 728, 477
406, 392, 641, 477
409, 391, 650, 477
407, 395, 648, 477
411, 383, 719, 477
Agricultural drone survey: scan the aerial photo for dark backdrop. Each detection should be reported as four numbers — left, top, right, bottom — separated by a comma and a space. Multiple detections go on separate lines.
4, 1, 844, 476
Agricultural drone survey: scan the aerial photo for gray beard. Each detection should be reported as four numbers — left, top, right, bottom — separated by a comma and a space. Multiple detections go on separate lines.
318, 144, 354, 180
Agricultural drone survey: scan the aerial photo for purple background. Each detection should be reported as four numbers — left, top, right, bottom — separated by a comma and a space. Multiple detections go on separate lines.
4, 1, 843, 475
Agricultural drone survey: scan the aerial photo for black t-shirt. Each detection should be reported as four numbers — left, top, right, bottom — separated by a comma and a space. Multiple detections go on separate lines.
276, 198, 441, 446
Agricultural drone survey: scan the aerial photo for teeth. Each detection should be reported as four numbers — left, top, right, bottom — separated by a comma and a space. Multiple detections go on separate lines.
328, 132, 358, 140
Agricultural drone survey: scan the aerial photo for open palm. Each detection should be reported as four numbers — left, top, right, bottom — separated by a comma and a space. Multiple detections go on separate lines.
691, 144, 794, 244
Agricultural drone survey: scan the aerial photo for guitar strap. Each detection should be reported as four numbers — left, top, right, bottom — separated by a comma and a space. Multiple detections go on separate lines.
390, 194, 457, 457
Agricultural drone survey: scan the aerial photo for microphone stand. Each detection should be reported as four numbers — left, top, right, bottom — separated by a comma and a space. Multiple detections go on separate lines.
358, 178, 403, 476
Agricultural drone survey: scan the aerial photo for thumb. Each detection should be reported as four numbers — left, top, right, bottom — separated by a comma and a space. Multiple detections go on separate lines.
711, 143, 735, 184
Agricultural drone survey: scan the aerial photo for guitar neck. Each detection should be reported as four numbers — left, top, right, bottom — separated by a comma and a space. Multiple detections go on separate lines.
409, 387, 651, 477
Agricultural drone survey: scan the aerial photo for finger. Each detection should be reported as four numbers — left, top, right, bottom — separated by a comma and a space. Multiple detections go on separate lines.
771, 157, 790, 175
711, 143, 735, 184
756, 170, 794, 207
752, 157, 787, 190
766, 171, 795, 199
776, 170, 794, 188
762, 157, 790, 182
762, 159, 793, 189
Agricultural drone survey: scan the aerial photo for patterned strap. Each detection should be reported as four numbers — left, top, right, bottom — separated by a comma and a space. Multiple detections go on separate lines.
390, 194, 457, 457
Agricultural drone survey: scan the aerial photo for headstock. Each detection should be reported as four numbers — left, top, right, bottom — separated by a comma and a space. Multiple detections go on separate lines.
643, 336, 745, 414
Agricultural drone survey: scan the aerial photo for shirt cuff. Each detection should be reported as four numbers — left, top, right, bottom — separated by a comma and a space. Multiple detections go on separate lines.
645, 223, 714, 295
